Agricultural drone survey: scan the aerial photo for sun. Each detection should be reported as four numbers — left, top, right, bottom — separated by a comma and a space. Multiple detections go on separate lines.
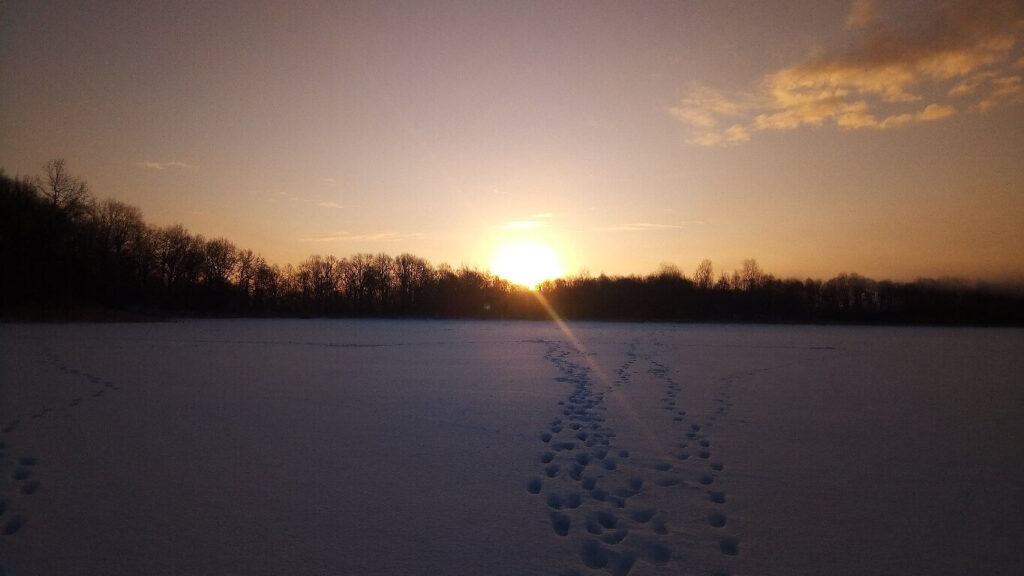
491, 241, 565, 289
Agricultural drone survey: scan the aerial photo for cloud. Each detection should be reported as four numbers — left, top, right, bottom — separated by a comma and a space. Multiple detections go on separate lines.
317, 201, 344, 209
600, 222, 685, 232
138, 160, 195, 170
671, 0, 1023, 146
498, 219, 550, 230
845, 0, 878, 30
668, 84, 754, 130
300, 231, 424, 242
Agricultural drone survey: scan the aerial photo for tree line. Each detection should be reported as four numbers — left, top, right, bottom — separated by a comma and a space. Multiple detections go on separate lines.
2, 161, 1022, 324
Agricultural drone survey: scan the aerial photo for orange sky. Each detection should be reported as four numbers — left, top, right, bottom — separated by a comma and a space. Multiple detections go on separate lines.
2, 0, 1022, 283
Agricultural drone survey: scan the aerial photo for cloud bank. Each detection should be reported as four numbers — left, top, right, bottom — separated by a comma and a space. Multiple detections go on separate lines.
138, 160, 194, 170
671, 0, 1023, 146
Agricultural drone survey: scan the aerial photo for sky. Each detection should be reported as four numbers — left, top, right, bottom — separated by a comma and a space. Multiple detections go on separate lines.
2, 0, 1023, 283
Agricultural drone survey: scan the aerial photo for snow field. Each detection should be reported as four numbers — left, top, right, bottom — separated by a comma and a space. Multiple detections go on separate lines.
1, 321, 1022, 575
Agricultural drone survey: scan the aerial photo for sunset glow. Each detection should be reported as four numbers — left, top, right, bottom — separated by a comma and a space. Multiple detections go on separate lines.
1, 1, 1022, 282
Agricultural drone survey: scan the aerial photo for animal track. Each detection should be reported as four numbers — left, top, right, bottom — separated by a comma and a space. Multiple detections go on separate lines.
3, 344, 126, 550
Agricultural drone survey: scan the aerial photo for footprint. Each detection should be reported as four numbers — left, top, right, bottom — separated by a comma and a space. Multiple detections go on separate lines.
20, 481, 40, 496
2, 420, 19, 433
527, 477, 542, 494
563, 492, 582, 509
710, 491, 726, 504
568, 463, 584, 481
11, 468, 31, 481
720, 536, 740, 556
601, 525, 628, 545
545, 464, 560, 478
592, 510, 618, 530
2, 515, 26, 535
547, 493, 563, 510
630, 508, 656, 523
709, 512, 727, 528
551, 512, 571, 536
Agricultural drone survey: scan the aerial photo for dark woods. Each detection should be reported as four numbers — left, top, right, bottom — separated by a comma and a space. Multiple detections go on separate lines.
3, 163, 1022, 324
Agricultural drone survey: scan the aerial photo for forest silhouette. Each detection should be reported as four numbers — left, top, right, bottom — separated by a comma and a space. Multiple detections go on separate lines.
2, 161, 1022, 324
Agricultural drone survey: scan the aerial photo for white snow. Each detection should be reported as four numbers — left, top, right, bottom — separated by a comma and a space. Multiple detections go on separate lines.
1, 320, 1022, 575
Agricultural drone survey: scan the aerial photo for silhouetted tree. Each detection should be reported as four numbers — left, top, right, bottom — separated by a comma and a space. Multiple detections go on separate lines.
694, 259, 714, 290
4, 161, 1023, 324
42, 159, 92, 220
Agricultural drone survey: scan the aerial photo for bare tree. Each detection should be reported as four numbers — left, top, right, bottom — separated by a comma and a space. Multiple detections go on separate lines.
694, 259, 714, 289
93, 199, 147, 261
201, 237, 238, 286
736, 259, 765, 291
394, 253, 432, 312
236, 249, 261, 298
153, 224, 201, 290
656, 262, 683, 279
42, 159, 91, 218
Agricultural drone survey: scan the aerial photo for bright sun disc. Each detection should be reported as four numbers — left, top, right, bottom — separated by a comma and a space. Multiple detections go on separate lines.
491, 241, 564, 289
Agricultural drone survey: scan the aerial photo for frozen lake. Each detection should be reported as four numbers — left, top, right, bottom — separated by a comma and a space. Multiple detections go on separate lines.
1, 320, 1022, 575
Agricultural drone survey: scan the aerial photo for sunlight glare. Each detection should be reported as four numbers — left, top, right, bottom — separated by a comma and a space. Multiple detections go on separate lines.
491, 241, 564, 289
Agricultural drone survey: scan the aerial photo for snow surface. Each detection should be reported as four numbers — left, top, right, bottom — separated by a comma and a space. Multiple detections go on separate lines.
1, 320, 1022, 575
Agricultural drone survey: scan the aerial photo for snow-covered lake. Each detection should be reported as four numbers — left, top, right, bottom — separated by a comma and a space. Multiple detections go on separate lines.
2, 320, 1022, 575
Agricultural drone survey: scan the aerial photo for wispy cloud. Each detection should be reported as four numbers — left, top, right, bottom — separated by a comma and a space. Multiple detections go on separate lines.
266, 189, 345, 210
497, 213, 554, 230
600, 222, 685, 232
498, 220, 549, 230
138, 160, 195, 170
671, 0, 1023, 146
300, 231, 424, 242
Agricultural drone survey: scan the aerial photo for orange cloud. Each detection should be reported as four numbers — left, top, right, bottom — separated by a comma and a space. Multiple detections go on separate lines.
845, 0, 877, 30
672, 0, 1023, 146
